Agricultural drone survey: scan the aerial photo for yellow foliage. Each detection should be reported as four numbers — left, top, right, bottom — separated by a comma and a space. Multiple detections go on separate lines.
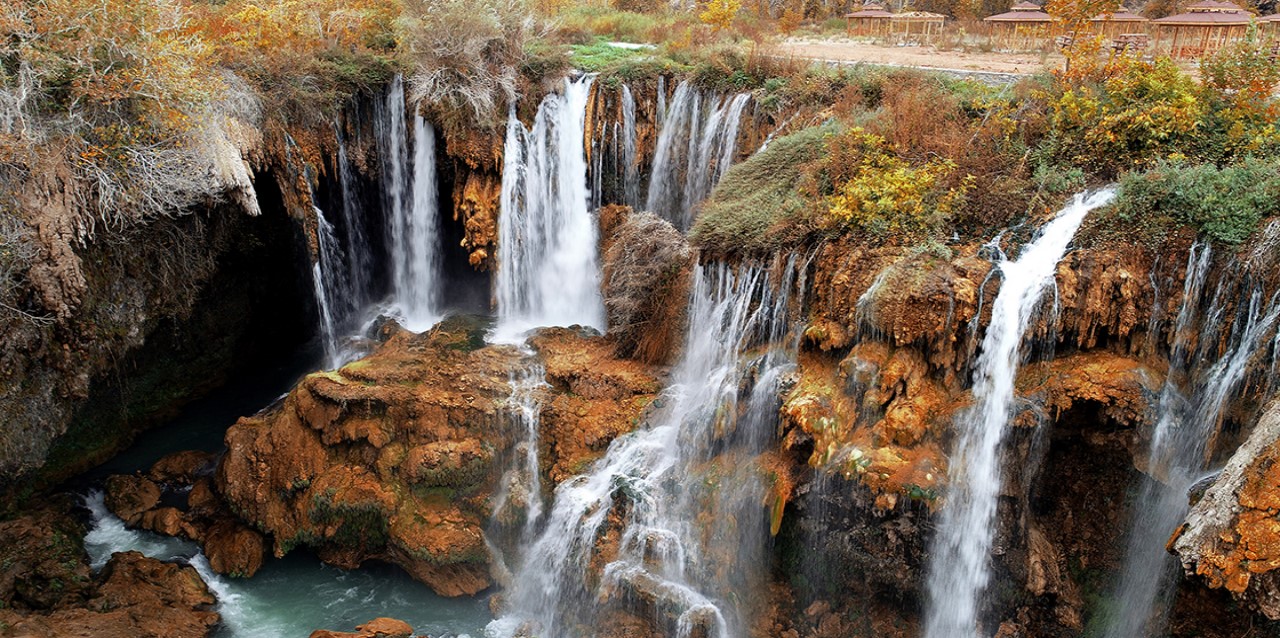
1049, 57, 1204, 172
824, 129, 973, 237
191, 0, 399, 66
700, 0, 742, 31
778, 6, 803, 34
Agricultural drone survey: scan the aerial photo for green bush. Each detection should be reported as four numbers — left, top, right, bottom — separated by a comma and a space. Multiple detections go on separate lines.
1112, 158, 1280, 245
691, 124, 835, 254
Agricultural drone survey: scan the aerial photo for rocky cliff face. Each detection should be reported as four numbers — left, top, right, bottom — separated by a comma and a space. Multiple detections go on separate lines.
0, 194, 314, 499
771, 229, 1277, 637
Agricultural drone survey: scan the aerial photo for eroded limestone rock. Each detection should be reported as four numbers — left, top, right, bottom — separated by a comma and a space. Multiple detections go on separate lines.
0, 504, 218, 638
1173, 399, 1280, 619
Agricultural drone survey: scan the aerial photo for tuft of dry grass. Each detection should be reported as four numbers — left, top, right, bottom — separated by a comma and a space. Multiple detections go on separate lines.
601, 207, 693, 365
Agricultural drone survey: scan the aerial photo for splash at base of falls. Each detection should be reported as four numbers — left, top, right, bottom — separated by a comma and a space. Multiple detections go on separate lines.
488, 257, 806, 638
923, 188, 1117, 638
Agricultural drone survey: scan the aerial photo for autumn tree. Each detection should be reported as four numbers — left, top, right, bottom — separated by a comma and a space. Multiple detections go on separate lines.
700, 0, 743, 30
1046, 0, 1122, 73
1199, 25, 1280, 157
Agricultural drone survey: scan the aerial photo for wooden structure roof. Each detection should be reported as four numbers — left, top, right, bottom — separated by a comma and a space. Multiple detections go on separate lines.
1090, 9, 1148, 22
1154, 0, 1252, 25
845, 3, 895, 18
985, 2, 1054, 23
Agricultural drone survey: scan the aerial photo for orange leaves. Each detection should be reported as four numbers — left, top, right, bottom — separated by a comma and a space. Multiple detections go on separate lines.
190, 0, 400, 67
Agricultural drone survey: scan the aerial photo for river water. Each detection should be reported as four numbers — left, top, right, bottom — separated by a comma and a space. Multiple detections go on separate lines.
76, 342, 493, 637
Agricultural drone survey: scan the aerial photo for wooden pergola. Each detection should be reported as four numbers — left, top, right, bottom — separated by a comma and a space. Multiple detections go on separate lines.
1262, 13, 1280, 45
891, 11, 948, 44
984, 2, 1057, 51
1087, 7, 1149, 40
1152, 0, 1252, 59
845, 3, 894, 37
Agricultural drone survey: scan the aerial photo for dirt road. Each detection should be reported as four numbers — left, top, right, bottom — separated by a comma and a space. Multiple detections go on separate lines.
771, 38, 1064, 76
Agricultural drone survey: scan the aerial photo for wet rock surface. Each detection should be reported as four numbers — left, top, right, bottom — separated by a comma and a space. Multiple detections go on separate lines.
215, 319, 661, 597
310, 616, 416, 638
0, 505, 218, 638
103, 452, 266, 579
1173, 399, 1280, 619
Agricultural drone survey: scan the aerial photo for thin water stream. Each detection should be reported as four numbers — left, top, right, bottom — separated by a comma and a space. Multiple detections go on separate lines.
924, 189, 1117, 638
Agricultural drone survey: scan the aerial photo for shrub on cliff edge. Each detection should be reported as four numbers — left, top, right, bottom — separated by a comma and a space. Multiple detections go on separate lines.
1112, 159, 1280, 246
691, 123, 833, 254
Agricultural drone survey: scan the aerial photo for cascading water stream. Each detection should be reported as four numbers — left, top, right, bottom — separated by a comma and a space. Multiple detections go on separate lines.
284, 131, 359, 369
1102, 244, 1280, 638
621, 84, 640, 208
312, 207, 346, 368
335, 122, 373, 308
488, 258, 805, 638
376, 75, 443, 332
492, 359, 549, 544
645, 81, 751, 231
494, 76, 604, 342
923, 188, 1117, 638
398, 114, 444, 329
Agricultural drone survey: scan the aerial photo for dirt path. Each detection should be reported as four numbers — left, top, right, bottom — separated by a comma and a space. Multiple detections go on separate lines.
771, 39, 1065, 76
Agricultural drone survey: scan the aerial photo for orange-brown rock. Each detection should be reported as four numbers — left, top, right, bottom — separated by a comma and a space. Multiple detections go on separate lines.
1174, 399, 1280, 619
217, 319, 661, 597
104, 474, 161, 526
783, 345, 953, 506
530, 327, 662, 484
309, 616, 416, 638
805, 239, 990, 377
203, 519, 266, 578
1017, 352, 1156, 431
103, 459, 270, 578
452, 171, 501, 269
137, 506, 191, 538
0, 551, 219, 638
148, 450, 216, 485
0, 501, 94, 611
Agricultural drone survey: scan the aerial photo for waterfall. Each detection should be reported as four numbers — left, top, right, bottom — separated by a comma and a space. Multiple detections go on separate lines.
494, 76, 604, 342
312, 207, 346, 368
645, 81, 751, 231
923, 188, 1117, 638
488, 257, 805, 638
492, 359, 549, 543
1102, 246, 1280, 638
335, 123, 373, 309
376, 76, 409, 292
621, 85, 640, 209
285, 128, 359, 369
376, 76, 443, 332
398, 114, 444, 330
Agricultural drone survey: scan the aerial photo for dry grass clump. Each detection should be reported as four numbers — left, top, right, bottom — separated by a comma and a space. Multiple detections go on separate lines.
401, 0, 535, 126
602, 209, 692, 365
